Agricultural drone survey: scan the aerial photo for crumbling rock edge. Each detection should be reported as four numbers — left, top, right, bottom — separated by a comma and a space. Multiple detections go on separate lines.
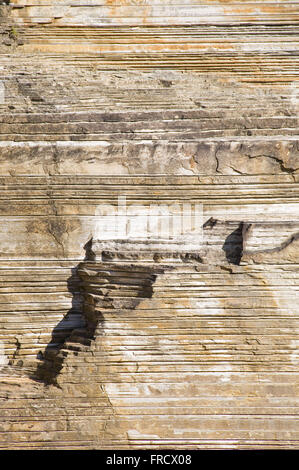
32, 221, 299, 386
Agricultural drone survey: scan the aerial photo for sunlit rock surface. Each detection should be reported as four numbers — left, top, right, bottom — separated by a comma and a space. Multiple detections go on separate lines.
0, 0, 298, 449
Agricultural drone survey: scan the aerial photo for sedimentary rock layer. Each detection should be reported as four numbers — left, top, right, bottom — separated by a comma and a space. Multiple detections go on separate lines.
0, 0, 298, 449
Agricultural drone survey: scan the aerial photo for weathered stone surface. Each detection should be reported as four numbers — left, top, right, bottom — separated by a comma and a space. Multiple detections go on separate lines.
0, 0, 298, 450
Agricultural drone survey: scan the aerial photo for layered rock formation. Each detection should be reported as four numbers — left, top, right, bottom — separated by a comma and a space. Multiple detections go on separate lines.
0, 0, 298, 449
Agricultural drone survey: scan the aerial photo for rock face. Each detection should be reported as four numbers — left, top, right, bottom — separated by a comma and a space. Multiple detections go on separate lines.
0, 0, 298, 449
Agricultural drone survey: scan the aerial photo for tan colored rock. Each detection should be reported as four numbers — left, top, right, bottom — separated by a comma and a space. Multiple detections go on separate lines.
0, 0, 298, 450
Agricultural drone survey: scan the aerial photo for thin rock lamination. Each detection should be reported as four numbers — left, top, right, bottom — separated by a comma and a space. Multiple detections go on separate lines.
0, 0, 298, 449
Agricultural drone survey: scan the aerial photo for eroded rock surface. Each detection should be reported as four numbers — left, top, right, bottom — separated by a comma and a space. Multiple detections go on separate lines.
0, 0, 298, 449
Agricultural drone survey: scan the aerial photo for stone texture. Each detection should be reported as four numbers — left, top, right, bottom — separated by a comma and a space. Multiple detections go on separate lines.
0, 0, 298, 449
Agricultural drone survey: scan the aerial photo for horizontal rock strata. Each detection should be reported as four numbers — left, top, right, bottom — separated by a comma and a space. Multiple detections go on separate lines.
0, 0, 298, 449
